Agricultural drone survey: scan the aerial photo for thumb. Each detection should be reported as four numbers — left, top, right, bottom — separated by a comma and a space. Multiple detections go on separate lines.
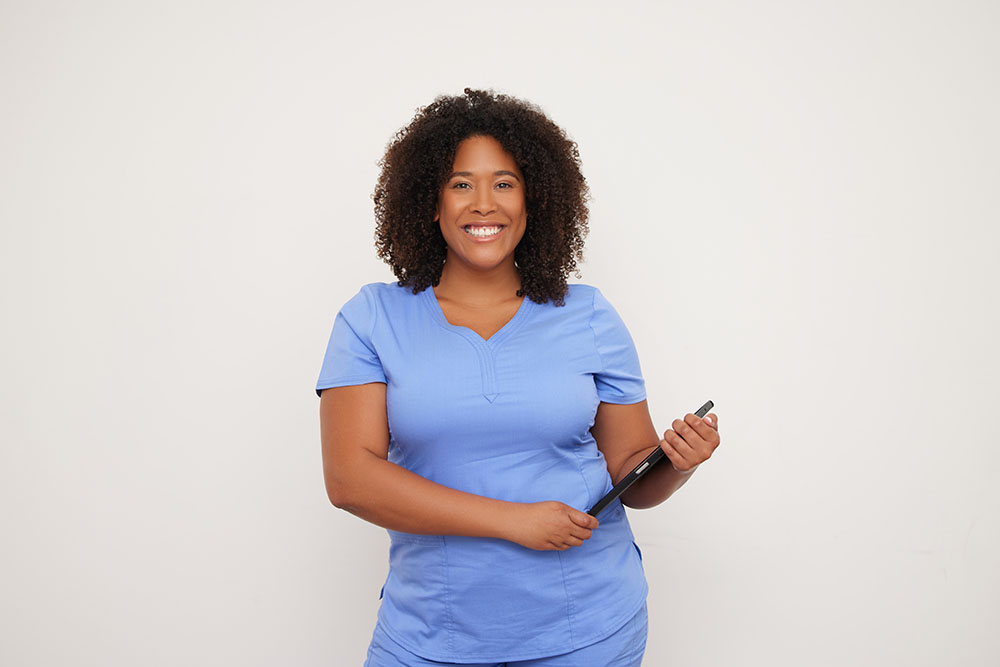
570, 508, 599, 529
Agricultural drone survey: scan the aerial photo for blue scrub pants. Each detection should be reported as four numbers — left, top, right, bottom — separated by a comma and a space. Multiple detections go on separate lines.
364, 602, 648, 667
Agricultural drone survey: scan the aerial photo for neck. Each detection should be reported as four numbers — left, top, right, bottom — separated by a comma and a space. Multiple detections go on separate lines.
434, 256, 522, 307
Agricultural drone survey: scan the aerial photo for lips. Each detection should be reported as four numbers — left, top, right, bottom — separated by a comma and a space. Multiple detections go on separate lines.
462, 222, 507, 230
463, 225, 505, 239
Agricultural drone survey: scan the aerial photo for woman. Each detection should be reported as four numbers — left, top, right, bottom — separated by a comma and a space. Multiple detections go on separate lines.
316, 88, 720, 666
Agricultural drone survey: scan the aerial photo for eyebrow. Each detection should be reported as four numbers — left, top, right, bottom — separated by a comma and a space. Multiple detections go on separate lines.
447, 170, 521, 182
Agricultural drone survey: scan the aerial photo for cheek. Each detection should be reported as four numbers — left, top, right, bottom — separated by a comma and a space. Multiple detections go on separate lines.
441, 197, 465, 221
510, 225, 527, 246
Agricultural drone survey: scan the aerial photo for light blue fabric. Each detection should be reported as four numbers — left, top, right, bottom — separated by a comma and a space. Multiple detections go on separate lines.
316, 282, 649, 663
364, 602, 648, 666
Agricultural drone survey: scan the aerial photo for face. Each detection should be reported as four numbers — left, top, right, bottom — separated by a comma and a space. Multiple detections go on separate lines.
434, 135, 527, 275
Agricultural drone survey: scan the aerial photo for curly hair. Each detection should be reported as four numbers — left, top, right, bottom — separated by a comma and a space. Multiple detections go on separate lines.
372, 87, 590, 306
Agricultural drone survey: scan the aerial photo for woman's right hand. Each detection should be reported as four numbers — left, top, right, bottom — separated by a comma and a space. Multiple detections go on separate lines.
507, 501, 599, 551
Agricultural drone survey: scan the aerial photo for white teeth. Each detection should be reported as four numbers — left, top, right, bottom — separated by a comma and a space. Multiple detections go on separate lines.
465, 226, 502, 237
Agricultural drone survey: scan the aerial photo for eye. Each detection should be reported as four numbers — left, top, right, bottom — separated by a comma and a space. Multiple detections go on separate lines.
496, 182, 514, 189
451, 182, 471, 189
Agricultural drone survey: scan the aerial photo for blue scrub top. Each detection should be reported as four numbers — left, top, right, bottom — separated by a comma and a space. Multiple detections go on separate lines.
316, 281, 649, 663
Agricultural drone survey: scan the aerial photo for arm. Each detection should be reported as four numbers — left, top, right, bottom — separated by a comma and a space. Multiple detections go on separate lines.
319, 382, 598, 550
591, 400, 720, 509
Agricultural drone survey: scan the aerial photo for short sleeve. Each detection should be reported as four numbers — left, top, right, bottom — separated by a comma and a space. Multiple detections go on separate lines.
315, 285, 387, 397
589, 287, 647, 404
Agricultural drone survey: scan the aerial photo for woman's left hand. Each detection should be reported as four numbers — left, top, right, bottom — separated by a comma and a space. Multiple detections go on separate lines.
659, 412, 721, 473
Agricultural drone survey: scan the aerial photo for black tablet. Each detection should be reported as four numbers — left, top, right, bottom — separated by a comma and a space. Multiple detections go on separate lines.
588, 400, 714, 517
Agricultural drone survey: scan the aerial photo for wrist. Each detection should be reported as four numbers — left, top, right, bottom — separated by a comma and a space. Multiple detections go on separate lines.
493, 500, 525, 542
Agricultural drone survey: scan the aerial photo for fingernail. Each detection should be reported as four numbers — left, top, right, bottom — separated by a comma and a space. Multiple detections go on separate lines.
704, 416, 713, 426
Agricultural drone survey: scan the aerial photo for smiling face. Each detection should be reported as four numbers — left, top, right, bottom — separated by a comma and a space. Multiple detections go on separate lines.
434, 135, 527, 276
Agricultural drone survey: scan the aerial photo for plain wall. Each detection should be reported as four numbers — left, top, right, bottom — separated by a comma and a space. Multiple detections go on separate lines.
1, 0, 997, 664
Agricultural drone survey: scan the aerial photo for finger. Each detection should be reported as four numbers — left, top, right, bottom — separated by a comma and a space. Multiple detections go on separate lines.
569, 510, 599, 530
564, 536, 584, 548
681, 415, 720, 462
674, 417, 716, 466
684, 413, 721, 448
660, 432, 697, 472
569, 527, 594, 541
668, 421, 702, 456
674, 417, 716, 461
704, 412, 719, 430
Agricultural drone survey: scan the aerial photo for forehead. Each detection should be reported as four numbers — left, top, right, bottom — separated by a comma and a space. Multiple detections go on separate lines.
450, 135, 521, 173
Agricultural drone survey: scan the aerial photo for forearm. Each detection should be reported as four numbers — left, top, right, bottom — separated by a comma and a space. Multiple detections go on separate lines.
616, 444, 697, 510
326, 450, 520, 539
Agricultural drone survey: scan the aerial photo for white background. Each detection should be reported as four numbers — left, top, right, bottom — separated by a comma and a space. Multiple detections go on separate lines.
2, 1, 997, 665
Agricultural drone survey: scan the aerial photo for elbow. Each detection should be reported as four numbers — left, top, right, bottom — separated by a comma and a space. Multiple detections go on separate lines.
322, 455, 356, 509
325, 481, 353, 511
322, 448, 383, 513
323, 469, 348, 508
325, 475, 365, 514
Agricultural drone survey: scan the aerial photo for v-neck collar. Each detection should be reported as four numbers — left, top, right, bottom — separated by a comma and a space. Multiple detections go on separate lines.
422, 285, 534, 348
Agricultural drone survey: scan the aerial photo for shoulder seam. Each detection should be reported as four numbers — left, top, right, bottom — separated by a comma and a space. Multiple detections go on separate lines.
360, 284, 379, 343
587, 286, 605, 374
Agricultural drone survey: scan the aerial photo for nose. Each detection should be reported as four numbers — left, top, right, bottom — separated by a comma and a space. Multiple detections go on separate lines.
471, 187, 496, 216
